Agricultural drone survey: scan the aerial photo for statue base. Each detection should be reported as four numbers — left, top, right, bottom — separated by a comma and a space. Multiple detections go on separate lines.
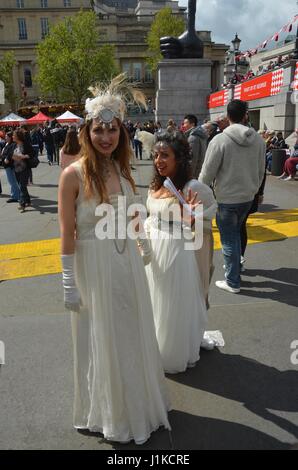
155, 58, 212, 127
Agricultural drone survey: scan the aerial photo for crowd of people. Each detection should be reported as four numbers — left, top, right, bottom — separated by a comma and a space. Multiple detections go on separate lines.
1, 75, 297, 445
0, 122, 81, 211
222, 53, 294, 88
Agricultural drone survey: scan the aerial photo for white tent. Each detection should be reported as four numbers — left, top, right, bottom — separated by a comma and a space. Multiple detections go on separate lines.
0, 112, 26, 126
56, 110, 81, 123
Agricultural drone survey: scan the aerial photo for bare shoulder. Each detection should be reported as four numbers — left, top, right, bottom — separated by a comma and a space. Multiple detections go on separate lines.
59, 164, 80, 192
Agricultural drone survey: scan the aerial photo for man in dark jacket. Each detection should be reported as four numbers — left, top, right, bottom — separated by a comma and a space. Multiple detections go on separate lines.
43, 124, 54, 165
183, 114, 208, 178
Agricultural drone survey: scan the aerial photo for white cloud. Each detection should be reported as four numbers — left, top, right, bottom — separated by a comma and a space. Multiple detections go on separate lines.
179, 0, 297, 51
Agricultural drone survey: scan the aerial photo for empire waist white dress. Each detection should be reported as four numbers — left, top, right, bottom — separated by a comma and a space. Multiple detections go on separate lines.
70, 161, 170, 444
145, 190, 208, 374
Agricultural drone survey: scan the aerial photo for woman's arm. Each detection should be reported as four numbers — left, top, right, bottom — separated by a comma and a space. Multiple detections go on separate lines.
58, 167, 82, 312
58, 167, 79, 254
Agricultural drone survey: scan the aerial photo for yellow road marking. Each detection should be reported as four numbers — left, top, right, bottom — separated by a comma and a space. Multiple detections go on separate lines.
0, 238, 60, 260
0, 209, 298, 281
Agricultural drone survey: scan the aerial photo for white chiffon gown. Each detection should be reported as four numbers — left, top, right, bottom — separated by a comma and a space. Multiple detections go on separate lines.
70, 161, 170, 445
145, 180, 209, 374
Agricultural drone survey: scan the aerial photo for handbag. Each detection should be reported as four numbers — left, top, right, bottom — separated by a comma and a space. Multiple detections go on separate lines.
28, 154, 40, 168
28, 146, 40, 168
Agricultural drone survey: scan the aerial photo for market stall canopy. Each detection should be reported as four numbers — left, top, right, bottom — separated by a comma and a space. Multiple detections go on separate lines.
56, 110, 81, 123
0, 112, 26, 126
26, 112, 53, 125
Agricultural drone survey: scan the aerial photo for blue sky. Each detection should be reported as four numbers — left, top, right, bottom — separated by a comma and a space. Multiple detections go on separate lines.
178, 0, 297, 51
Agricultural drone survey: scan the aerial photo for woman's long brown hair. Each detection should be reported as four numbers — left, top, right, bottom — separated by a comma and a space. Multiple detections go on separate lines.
63, 128, 81, 156
79, 119, 136, 203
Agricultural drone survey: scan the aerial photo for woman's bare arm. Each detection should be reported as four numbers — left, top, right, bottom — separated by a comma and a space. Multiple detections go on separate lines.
58, 167, 79, 255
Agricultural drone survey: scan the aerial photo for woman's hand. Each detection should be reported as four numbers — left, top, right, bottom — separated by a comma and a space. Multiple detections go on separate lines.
178, 189, 201, 226
137, 236, 152, 266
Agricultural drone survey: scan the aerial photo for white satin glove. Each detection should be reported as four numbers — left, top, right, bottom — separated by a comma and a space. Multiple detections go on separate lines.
61, 254, 81, 313
137, 236, 152, 266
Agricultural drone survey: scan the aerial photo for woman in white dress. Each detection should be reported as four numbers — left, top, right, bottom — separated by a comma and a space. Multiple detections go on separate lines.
145, 131, 217, 374
58, 76, 170, 444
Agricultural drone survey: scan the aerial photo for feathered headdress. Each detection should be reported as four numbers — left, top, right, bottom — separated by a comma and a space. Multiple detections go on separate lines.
85, 73, 147, 127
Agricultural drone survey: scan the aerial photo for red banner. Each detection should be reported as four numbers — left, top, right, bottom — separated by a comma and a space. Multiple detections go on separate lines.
208, 89, 229, 109
293, 62, 298, 91
234, 69, 284, 101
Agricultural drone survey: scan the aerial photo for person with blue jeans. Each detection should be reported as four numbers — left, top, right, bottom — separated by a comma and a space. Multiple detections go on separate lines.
1, 131, 20, 202
216, 201, 253, 290
199, 99, 266, 293
13, 129, 34, 212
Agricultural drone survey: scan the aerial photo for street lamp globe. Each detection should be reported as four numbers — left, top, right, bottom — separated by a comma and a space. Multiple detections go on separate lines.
232, 33, 241, 52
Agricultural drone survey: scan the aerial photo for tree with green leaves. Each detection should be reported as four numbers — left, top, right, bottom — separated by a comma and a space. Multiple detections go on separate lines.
0, 51, 17, 110
146, 7, 185, 72
36, 10, 118, 105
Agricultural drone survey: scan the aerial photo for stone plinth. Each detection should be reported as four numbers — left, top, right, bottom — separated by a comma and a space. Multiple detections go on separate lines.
156, 58, 212, 126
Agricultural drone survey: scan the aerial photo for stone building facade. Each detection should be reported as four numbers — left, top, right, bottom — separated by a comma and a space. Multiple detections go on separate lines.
0, 0, 229, 116
0, 0, 92, 109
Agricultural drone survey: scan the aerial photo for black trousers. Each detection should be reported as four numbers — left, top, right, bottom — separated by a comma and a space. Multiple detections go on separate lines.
16, 168, 31, 206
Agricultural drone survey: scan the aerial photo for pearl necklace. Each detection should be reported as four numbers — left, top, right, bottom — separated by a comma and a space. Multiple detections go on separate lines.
111, 159, 127, 255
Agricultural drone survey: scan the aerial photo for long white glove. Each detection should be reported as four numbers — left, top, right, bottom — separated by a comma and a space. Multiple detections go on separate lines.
137, 236, 152, 266
61, 254, 81, 313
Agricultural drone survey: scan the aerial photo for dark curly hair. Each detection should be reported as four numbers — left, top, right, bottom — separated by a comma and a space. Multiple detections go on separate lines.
150, 130, 193, 192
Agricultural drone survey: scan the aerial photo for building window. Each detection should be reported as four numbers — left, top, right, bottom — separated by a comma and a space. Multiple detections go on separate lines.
16, 0, 25, 8
41, 18, 49, 38
18, 18, 27, 40
24, 68, 32, 88
144, 65, 152, 82
132, 63, 142, 81
122, 62, 131, 78
41, 0, 48, 7
63, 0, 72, 6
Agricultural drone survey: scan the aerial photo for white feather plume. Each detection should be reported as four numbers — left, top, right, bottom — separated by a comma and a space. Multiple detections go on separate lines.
85, 73, 147, 122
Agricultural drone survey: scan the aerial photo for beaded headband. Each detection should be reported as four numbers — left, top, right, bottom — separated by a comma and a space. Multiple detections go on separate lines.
85, 73, 147, 127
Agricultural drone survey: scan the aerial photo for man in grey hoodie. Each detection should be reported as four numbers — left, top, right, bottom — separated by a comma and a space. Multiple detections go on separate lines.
199, 100, 266, 293
183, 114, 208, 178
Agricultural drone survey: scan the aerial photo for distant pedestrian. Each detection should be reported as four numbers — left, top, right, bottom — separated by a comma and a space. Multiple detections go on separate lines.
43, 125, 55, 165
183, 114, 208, 177
133, 122, 143, 160
60, 128, 81, 170
1, 131, 20, 203
13, 129, 34, 212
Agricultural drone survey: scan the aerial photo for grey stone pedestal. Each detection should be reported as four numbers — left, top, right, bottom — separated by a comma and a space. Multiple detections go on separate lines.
156, 58, 212, 127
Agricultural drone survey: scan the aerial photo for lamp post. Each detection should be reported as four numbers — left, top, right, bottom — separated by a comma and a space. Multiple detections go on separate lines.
232, 33, 241, 74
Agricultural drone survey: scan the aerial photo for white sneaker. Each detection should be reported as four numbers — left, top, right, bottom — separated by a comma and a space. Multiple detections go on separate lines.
201, 338, 215, 350
284, 176, 294, 181
215, 280, 240, 293
223, 263, 245, 272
